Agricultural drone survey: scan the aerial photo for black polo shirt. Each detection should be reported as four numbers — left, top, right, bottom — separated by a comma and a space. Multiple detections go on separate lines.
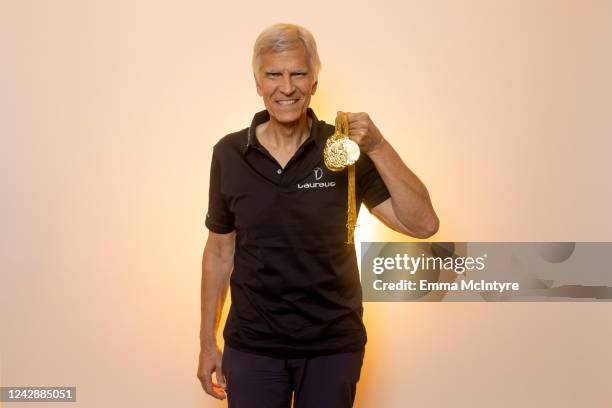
205, 108, 390, 358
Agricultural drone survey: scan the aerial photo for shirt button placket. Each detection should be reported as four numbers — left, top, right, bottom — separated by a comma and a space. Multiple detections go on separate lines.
275, 168, 283, 185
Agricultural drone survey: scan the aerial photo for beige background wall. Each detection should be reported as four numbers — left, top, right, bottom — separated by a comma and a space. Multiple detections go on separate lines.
1, 0, 611, 407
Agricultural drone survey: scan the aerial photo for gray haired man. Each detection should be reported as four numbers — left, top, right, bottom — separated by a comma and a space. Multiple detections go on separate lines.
198, 23, 439, 408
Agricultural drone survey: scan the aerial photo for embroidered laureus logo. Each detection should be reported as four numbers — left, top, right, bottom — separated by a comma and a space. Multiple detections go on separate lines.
297, 167, 336, 189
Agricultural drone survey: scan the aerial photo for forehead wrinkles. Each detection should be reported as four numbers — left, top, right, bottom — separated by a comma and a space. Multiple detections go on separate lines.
261, 48, 310, 72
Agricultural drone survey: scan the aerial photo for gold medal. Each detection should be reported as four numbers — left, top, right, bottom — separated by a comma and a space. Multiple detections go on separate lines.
324, 111, 360, 244
324, 112, 360, 171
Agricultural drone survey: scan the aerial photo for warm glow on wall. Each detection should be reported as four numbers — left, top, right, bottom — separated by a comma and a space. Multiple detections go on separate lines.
2, 1, 612, 407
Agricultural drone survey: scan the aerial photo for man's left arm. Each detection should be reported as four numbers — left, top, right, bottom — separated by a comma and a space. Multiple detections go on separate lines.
347, 112, 440, 239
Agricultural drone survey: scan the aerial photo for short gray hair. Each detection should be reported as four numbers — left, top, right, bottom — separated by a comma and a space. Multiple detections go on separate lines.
252, 23, 322, 82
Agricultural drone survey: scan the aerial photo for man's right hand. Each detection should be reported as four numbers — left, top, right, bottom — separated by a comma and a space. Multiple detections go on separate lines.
197, 345, 227, 400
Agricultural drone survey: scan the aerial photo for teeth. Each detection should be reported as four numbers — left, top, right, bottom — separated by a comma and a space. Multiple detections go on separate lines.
278, 99, 298, 105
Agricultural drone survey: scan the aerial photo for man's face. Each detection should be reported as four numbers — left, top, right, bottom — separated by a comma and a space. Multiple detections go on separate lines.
255, 45, 318, 125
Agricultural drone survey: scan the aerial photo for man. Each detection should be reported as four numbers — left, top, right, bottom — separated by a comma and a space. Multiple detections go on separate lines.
198, 23, 439, 408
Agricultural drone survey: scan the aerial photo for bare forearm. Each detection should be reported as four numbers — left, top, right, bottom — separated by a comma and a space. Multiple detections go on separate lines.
200, 249, 233, 350
367, 139, 438, 233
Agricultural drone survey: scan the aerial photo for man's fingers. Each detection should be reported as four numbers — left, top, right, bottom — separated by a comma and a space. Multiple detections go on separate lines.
349, 127, 367, 136
215, 363, 227, 389
211, 384, 227, 400
347, 112, 368, 124
199, 372, 223, 399
199, 372, 213, 393
199, 369, 228, 400
337, 111, 370, 130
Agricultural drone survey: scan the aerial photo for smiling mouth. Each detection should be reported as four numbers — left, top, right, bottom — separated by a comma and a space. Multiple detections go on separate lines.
276, 99, 300, 105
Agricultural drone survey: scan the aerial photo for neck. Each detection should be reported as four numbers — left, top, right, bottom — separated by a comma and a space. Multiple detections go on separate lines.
259, 113, 312, 150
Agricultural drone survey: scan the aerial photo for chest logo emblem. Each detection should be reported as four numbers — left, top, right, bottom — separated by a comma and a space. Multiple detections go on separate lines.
297, 167, 336, 189
314, 167, 323, 180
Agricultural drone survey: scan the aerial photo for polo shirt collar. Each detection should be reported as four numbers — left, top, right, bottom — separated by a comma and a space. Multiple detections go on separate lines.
243, 108, 322, 155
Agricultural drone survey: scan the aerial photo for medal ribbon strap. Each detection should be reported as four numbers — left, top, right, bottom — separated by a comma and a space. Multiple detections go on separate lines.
336, 112, 357, 245
324, 111, 359, 245
347, 162, 357, 245
338, 112, 357, 245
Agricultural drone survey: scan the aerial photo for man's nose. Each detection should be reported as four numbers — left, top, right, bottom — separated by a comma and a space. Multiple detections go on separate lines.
279, 73, 295, 94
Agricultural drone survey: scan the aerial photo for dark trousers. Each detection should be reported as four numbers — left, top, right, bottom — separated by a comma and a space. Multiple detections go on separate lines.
222, 344, 365, 408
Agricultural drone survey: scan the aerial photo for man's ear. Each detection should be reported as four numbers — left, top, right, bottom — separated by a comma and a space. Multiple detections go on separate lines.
311, 79, 318, 95
255, 74, 263, 96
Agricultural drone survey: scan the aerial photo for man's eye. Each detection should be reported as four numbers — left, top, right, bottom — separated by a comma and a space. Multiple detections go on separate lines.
293, 73, 306, 77
267, 73, 281, 77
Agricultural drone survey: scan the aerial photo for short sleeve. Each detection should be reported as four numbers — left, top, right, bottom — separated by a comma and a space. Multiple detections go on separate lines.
204, 146, 235, 233
357, 153, 391, 212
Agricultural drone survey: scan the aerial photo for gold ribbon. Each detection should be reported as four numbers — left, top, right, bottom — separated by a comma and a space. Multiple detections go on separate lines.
323, 112, 360, 244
